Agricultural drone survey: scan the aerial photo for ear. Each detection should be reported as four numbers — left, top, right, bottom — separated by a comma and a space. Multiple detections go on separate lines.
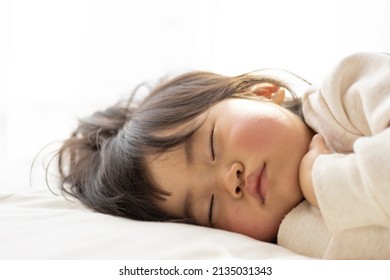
251, 84, 285, 105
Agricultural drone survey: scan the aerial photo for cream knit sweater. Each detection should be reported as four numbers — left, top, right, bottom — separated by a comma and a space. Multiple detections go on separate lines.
277, 52, 390, 259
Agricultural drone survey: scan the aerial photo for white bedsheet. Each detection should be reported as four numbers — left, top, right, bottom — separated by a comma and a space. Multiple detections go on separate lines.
0, 189, 311, 260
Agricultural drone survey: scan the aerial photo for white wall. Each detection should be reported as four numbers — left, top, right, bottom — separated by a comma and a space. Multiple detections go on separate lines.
1, 0, 389, 190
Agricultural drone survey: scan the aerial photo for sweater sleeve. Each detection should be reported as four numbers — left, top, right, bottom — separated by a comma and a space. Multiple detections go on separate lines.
302, 52, 390, 232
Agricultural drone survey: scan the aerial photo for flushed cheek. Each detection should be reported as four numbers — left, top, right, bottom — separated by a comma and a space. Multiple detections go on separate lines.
229, 118, 282, 153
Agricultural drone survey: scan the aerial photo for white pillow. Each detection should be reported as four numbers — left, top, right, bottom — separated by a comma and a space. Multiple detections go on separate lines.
0, 190, 310, 259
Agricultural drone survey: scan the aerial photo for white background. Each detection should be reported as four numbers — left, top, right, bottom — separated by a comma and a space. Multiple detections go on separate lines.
1, 260, 390, 280
1, 0, 390, 190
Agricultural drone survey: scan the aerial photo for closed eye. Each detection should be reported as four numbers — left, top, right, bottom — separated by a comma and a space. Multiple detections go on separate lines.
210, 126, 215, 160
208, 193, 214, 226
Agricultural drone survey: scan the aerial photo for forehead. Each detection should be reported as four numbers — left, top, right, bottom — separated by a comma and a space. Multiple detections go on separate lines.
144, 111, 206, 180
144, 133, 193, 218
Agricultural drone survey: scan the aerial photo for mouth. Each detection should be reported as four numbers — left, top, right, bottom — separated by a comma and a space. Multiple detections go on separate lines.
246, 164, 267, 204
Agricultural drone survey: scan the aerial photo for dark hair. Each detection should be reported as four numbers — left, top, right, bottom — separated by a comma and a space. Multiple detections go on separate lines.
54, 70, 307, 222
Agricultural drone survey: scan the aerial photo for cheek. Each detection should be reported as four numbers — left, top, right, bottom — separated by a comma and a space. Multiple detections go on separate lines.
229, 116, 285, 151
218, 205, 280, 242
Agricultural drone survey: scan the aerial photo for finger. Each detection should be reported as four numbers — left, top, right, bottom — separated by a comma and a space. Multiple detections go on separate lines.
310, 134, 330, 153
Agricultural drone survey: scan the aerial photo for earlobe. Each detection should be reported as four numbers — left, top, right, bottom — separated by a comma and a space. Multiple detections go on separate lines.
270, 88, 285, 105
251, 84, 285, 104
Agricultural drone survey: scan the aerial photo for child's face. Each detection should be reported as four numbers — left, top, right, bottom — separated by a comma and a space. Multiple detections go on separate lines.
146, 98, 313, 242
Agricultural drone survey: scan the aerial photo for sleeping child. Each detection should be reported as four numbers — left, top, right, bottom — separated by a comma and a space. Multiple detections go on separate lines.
52, 52, 390, 259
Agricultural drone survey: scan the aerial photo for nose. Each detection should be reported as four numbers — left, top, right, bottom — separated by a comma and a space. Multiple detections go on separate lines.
223, 162, 244, 198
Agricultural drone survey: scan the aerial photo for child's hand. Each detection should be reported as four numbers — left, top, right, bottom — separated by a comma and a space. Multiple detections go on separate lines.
299, 134, 331, 208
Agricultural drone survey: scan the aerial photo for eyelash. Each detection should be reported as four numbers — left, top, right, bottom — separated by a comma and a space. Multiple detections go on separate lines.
209, 127, 216, 226
209, 193, 215, 226
210, 127, 215, 160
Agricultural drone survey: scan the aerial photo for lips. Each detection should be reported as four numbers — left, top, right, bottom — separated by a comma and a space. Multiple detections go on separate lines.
246, 164, 267, 203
